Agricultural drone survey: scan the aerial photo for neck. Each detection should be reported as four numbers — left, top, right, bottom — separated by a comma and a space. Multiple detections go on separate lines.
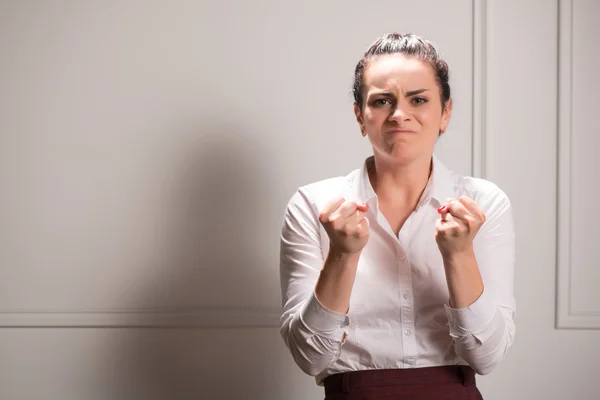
368, 153, 433, 207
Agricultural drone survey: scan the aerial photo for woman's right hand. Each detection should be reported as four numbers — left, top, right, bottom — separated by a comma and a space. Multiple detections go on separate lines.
318, 198, 370, 255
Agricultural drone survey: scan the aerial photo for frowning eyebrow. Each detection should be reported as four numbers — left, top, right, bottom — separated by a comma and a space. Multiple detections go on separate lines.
405, 89, 429, 96
371, 88, 429, 97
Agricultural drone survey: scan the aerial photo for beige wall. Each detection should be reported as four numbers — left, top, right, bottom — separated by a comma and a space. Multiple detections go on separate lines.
1, 1, 599, 399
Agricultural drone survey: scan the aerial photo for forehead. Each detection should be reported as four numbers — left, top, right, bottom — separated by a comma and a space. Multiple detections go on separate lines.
363, 54, 437, 91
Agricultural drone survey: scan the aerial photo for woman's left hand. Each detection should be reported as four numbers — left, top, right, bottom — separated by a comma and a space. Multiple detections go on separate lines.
435, 196, 486, 256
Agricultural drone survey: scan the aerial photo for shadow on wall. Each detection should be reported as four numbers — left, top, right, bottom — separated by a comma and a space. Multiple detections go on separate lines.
103, 122, 301, 400
144, 121, 277, 312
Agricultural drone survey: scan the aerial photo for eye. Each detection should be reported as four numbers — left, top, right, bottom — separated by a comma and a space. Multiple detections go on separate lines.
412, 97, 428, 105
373, 98, 392, 106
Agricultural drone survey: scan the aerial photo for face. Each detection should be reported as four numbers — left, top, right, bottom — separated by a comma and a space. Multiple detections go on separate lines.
354, 54, 452, 165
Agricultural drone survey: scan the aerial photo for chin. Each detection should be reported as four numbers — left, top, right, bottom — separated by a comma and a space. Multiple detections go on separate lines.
377, 145, 432, 166
381, 150, 417, 165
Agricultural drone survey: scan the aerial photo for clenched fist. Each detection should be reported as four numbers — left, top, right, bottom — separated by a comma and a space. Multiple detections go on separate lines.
435, 196, 486, 256
319, 198, 370, 255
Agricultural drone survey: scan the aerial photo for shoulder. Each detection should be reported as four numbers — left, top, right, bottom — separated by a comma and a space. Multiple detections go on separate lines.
433, 155, 510, 210
458, 176, 509, 202
286, 168, 361, 215
457, 176, 512, 217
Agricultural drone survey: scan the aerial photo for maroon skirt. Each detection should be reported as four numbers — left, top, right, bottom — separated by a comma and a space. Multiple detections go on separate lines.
323, 366, 483, 400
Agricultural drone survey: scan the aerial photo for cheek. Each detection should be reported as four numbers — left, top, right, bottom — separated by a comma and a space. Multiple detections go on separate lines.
416, 108, 442, 126
363, 109, 380, 125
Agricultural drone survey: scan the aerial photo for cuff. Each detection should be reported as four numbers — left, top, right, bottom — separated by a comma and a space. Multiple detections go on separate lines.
299, 291, 350, 341
444, 286, 495, 336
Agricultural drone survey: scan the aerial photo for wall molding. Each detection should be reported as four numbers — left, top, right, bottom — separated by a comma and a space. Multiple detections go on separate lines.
472, 0, 488, 179
0, 308, 282, 328
556, 0, 600, 329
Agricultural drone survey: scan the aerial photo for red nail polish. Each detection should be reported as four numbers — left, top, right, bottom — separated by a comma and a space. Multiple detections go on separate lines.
438, 205, 447, 213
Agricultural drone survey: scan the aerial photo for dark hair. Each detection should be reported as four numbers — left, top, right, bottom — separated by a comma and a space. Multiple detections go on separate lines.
352, 33, 451, 111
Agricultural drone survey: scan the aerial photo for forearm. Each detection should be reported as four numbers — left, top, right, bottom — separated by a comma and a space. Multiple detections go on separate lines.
280, 248, 360, 376
442, 248, 484, 308
279, 189, 370, 376
442, 249, 514, 375
314, 247, 361, 314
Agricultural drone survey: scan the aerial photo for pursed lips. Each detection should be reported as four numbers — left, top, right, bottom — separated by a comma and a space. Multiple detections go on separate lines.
385, 129, 417, 134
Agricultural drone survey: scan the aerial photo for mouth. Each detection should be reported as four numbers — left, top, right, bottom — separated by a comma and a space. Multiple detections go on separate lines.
386, 129, 417, 134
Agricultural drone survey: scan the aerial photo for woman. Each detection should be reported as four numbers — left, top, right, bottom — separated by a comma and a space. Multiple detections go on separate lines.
279, 33, 515, 399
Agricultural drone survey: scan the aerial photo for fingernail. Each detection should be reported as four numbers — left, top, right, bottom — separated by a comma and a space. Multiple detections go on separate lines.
437, 205, 447, 213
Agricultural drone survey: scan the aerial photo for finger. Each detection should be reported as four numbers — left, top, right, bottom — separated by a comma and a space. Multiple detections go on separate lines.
354, 208, 369, 225
437, 197, 453, 214
356, 203, 369, 213
440, 209, 448, 222
436, 212, 458, 231
358, 216, 370, 232
458, 196, 485, 221
445, 200, 471, 222
319, 197, 345, 223
436, 213, 464, 231
335, 200, 366, 219
362, 216, 370, 229
439, 209, 458, 224
443, 212, 457, 224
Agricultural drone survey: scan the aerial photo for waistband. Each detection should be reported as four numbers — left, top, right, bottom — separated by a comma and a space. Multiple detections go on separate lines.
323, 366, 476, 394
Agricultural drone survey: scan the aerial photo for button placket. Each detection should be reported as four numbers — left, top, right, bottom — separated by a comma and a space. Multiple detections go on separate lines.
396, 246, 411, 365
397, 248, 417, 368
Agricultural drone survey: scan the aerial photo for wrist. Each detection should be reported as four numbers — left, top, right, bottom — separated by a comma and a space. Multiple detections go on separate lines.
441, 246, 475, 265
327, 246, 362, 264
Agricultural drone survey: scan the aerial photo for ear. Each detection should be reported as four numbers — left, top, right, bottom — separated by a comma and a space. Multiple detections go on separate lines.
354, 103, 365, 133
439, 98, 453, 134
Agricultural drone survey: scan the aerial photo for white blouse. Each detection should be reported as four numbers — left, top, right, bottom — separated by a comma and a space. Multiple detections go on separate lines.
279, 154, 516, 385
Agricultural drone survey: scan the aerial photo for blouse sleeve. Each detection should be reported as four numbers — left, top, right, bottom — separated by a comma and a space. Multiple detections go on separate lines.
279, 188, 350, 376
444, 186, 516, 375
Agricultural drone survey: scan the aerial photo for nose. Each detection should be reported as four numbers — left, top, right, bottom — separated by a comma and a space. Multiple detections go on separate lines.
389, 103, 411, 122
